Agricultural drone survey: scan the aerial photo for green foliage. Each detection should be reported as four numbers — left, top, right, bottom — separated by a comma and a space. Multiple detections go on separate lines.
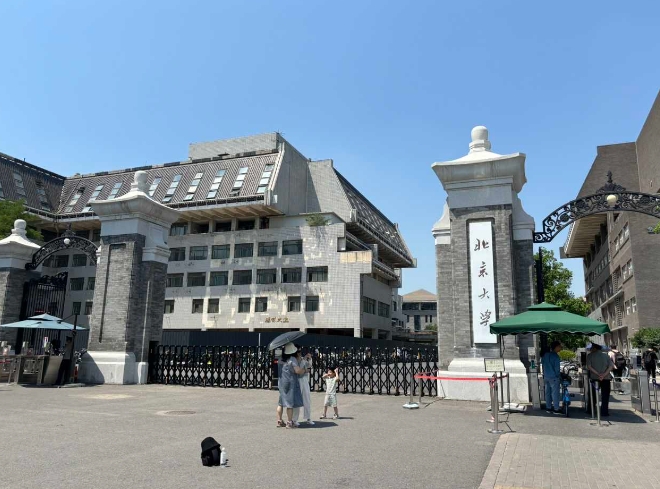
558, 350, 576, 362
630, 328, 660, 349
535, 249, 590, 351
653, 222, 660, 234
306, 213, 330, 227
424, 323, 437, 332
0, 200, 43, 241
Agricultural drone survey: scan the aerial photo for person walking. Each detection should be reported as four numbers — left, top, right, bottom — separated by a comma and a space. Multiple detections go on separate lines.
586, 343, 614, 416
293, 349, 314, 426
277, 343, 306, 429
56, 337, 74, 386
608, 344, 626, 380
643, 347, 658, 380
541, 340, 562, 414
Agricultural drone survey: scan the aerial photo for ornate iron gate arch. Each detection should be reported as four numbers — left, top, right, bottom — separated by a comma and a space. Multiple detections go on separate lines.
533, 172, 660, 243
25, 226, 98, 270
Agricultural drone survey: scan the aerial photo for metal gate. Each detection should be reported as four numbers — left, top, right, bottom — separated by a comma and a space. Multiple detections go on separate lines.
20, 272, 68, 320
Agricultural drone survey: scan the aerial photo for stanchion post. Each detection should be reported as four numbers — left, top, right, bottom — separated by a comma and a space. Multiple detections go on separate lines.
653, 379, 659, 423
499, 371, 504, 410
590, 380, 596, 420
408, 369, 414, 404
506, 373, 511, 408
488, 374, 503, 434
417, 375, 422, 405
595, 382, 602, 427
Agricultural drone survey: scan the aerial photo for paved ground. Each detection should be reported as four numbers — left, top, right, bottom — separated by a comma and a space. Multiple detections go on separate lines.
1, 385, 658, 489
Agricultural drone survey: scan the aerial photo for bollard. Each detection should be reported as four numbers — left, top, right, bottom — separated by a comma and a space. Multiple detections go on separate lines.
589, 380, 596, 420
499, 372, 504, 410
417, 375, 422, 405
590, 381, 602, 427
488, 374, 503, 434
506, 373, 511, 408
652, 379, 660, 423
402, 369, 419, 409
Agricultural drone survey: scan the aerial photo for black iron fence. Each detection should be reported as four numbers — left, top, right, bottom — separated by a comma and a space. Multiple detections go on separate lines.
149, 345, 439, 397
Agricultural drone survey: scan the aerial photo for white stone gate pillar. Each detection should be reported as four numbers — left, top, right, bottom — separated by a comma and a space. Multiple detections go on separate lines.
79, 172, 179, 384
432, 127, 535, 402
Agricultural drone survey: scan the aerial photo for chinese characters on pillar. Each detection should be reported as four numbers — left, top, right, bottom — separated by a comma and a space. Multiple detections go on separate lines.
469, 221, 497, 344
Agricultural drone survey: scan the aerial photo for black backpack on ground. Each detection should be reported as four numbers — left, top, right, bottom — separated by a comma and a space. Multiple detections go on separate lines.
201, 437, 221, 466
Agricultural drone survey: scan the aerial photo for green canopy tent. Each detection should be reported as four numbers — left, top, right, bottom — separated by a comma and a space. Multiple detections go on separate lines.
490, 302, 610, 336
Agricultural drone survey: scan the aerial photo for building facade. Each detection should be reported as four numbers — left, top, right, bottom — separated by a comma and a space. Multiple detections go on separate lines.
402, 289, 437, 332
563, 91, 660, 351
0, 133, 415, 339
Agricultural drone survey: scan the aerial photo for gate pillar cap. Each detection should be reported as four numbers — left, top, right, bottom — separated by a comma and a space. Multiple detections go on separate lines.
0, 219, 40, 250
0, 219, 41, 268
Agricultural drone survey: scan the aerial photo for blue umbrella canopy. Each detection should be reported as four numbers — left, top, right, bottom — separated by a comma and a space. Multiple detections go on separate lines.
0, 318, 87, 331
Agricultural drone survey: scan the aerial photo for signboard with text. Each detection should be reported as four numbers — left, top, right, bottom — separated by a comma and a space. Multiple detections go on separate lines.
469, 221, 498, 344
484, 358, 505, 372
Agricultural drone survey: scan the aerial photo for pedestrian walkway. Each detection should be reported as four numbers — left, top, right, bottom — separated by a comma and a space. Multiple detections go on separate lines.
479, 432, 660, 489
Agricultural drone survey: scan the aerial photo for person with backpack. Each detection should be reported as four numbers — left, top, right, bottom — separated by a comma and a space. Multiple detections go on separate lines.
643, 347, 658, 380
608, 345, 626, 379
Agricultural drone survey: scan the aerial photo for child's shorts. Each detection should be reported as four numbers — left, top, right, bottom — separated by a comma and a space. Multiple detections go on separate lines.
324, 393, 337, 407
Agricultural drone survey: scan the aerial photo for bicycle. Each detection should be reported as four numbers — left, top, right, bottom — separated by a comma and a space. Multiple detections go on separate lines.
560, 364, 578, 417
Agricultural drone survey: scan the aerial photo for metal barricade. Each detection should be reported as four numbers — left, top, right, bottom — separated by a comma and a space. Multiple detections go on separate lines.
651, 379, 659, 423
630, 370, 651, 414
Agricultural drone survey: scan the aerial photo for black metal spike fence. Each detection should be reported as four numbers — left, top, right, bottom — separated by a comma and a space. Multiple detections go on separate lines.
149, 345, 439, 397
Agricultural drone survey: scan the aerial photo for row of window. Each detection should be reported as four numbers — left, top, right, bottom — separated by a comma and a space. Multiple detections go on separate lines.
69, 277, 95, 291
613, 223, 630, 252
402, 302, 437, 311
406, 315, 435, 323
164, 295, 321, 315
45, 254, 97, 268
624, 297, 637, 315
361, 297, 391, 318
166, 266, 328, 287
621, 259, 633, 281
71, 301, 94, 315
169, 240, 303, 261
170, 219, 255, 236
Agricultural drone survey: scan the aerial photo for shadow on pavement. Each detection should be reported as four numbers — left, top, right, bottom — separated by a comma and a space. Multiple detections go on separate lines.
522, 406, 648, 423
299, 421, 337, 429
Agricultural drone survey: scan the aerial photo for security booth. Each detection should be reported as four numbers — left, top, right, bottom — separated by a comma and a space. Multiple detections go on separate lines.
490, 302, 610, 413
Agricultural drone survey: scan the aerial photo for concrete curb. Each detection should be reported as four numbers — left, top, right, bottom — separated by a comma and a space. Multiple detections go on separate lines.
478, 432, 511, 489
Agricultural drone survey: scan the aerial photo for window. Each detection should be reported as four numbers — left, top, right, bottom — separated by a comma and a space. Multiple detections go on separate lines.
255, 297, 268, 312
258, 241, 278, 257
421, 303, 437, 311
35, 181, 51, 210
631, 297, 637, 313
191, 222, 209, 234
82, 184, 104, 212
362, 297, 376, 315
166, 274, 184, 288
623, 223, 629, 240
206, 169, 227, 199
87, 277, 95, 291
237, 219, 255, 231
234, 243, 254, 258
72, 254, 87, 267
256, 164, 275, 194
627, 259, 633, 277
210, 271, 229, 286
282, 239, 303, 255
189, 246, 208, 260
84, 301, 93, 315
238, 298, 251, 313
378, 301, 390, 318
164, 300, 174, 314
215, 221, 232, 232
282, 267, 302, 283
184, 172, 203, 201
64, 189, 84, 212
288, 296, 301, 312
211, 245, 230, 259
170, 223, 187, 236
148, 177, 161, 197
72, 302, 81, 315
107, 182, 123, 200
207, 299, 219, 313
305, 296, 319, 312
70, 278, 84, 291
307, 266, 328, 282
187, 272, 206, 287
13, 172, 26, 200
169, 247, 186, 262
233, 270, 252, 285
0, 179, 4, 199
92, 229, 101, 242
257, 269, 277, 284
393, 301, 398, 312
625, 300, 631, 315
192, 299, 204, 314
163, 174, 182, 203
55, 255, 69, 268
230, 167, 248, 196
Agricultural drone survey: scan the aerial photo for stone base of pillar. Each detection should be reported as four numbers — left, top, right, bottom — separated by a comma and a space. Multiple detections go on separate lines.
78, 351, 147, 385
436, 358, 529, 403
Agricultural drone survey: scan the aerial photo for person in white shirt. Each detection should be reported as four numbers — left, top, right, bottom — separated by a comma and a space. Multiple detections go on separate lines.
293, 349, 315, 426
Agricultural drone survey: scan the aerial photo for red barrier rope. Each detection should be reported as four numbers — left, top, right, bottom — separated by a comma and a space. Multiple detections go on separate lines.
414, 372, 509, 381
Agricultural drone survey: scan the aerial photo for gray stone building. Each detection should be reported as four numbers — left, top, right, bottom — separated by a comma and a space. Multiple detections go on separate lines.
402, 289, 437, 332
0, 133, 415, 340
563, 91, 660, 351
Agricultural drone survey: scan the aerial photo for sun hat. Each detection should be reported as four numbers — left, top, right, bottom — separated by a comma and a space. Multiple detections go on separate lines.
586, 342, 593, 350
283, 343, 298, 355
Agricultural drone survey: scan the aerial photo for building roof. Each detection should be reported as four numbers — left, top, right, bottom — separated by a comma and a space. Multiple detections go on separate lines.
402, 289, 436, 302
0, 152, 65, 213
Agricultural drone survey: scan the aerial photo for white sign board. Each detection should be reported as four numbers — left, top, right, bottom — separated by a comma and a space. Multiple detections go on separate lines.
484, 358, 505, 372
469, 221, 498, 343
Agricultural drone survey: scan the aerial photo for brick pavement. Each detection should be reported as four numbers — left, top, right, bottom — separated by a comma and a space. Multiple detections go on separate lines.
479, 432, 660, 489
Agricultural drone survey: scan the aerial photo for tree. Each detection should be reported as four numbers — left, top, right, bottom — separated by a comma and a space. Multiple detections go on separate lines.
631, 328, 660, 349
535, 249, 591, 350
424, 323, 437, 332
305, 213, 329, 227
0, 200, 42, 241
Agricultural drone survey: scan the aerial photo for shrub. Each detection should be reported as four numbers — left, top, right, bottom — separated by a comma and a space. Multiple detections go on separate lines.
558, 350, 576, 362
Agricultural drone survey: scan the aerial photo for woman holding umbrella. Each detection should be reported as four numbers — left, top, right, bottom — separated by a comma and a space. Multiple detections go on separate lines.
277, 342, 307, 428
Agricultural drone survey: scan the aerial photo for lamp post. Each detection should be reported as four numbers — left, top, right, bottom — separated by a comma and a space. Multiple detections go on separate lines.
57, 313, 79, 385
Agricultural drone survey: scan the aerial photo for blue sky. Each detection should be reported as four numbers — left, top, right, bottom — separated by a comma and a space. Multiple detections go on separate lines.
1, 1, 659, 297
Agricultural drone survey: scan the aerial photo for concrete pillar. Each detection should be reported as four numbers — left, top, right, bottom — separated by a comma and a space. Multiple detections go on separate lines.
431, 127, 535, 403
79, 172, 179, 385
0, 220, 41, 346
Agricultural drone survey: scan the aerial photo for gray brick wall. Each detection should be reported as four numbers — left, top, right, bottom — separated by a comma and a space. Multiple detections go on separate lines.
513, 239, 534, 364
0, 267, 32, 345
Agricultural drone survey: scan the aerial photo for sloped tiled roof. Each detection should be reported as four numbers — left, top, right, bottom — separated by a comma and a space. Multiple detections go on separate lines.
0, 152, 65, 212
402, 289, 436, 302
58, 152, 279, 214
